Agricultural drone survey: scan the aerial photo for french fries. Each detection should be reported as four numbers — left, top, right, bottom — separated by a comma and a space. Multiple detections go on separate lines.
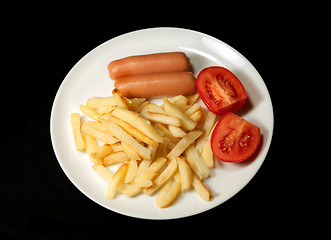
201, 124, 216, 168
106, 163, 128, 199
140, 108, 181, 127
185, 145, 209, 180
177, 157, 192, 190
156, 171, 181, 208
70, 113, 85, 151
102, 114, 158, 148
86, 96, 117, 108
83, 133, 103, 165
111, 107, 163, 143
168, 125, 186, 138
100, 118, 152, 160
81, 122, 119, 144
92, 164, 113, 183
192, 174, 212, 201
134, 157, 167, 187
71, 92, 216, 208
144, 158, 178, 195
90, 144, 113, 159
195, 111, 217, 153
103, 151, 130, 166
79, 105, 99, 120
125, 159, 138, 183
163, 97, 197, 131
167, 130, 202, 160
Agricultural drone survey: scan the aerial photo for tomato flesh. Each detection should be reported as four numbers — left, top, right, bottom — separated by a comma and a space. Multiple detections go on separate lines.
211, 112, 261, 162
197, 66, 247, 116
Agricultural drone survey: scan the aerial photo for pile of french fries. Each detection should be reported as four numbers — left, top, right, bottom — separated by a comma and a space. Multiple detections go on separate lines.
70, 90, 217, 208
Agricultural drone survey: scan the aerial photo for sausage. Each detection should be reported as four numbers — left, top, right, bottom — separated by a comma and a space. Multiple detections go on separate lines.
108, 52, 190, 80
114, 72, 197, 98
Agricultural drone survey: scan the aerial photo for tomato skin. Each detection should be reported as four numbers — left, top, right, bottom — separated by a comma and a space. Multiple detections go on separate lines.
197, 66, 247, 116
211, 112, 261, 162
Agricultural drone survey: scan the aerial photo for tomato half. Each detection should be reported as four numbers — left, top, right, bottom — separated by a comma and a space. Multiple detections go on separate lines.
197, 66, 247, 116
211, 112, 261, 162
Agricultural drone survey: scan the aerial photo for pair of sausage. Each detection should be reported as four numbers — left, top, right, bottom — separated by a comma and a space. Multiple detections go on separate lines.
108, 52, 196, 98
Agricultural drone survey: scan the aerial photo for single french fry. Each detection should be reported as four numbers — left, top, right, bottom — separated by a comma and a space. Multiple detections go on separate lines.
147, 145, 157, 162
110, 142, 123, 152
84, 121, 107, 132
96, 105, 116, 115
136, 101, 149, 113
187, 92, 200, 105
195, 111, 217, 153
122, 182, 142, 197
168, 125, 186, 138
121, 142, 141, 160
155, 180, 172, 207
79, 105, 99, 120
173, 170, 181, 184
166, 140, 176, 150
144, 158, 178, 195
70, 113, 85, 151
111, 107, 163, 143
136, 160, 152, 177
92, 164, 113, 183
112, 89, 128, 109
103, 151, 130, 166
147, 103, 166, 114
106, 163, 129, 199
154, 127, 165, 137
154, 123, 180, 144
167, 130, 202, 160
86, 96, 116, 108
185, 151, 202, 180
140, 109, 181, 127
100, 118, 151, 160
83, 133, 103, 164
201, 127, 215, 168
189, 111, 203, 122
81, 122, 119, 145
125, 97, 146, 111
168, 95, 188, 109
154, 137, 170, 159
184, 103, 201, 116
125, 159, 138, 183
177, 157, 192, 190
163, 97, 196, 131
134, 157, 167, 188
192, 174, 212, 201
90, 144, 113, 159
185, 145, 209, 180
155, 172, 181, 208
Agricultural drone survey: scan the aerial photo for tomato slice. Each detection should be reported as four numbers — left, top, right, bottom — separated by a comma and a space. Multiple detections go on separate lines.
197, 66, 247, 116
211, 112, 261, 162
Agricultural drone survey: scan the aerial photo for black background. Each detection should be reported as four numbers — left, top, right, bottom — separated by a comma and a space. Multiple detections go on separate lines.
4, 7, 304, 239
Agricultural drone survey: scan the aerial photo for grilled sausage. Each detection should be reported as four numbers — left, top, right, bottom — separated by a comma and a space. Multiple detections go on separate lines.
114, 72, 196, 98
108, 52, 190, 80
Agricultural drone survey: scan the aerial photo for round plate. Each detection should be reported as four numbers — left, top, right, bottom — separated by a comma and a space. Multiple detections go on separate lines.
50, 27, 273, 219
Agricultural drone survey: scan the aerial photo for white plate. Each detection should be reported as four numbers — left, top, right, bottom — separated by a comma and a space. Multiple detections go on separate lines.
50, 27, 273, 219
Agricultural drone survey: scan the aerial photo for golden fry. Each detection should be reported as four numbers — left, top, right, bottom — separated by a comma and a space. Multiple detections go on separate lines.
167, 130, 202, 160
90, 144, 113, 159
92, 164, 113, 183
106, 163, 129, 199
70, 113, 85, 151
